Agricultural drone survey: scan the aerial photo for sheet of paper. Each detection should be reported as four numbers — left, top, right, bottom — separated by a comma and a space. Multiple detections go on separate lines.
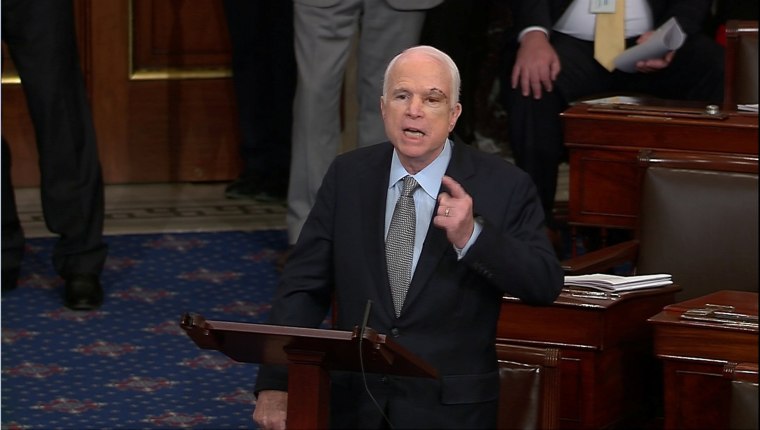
613, 17, 686, 73
581, 95, 642, 105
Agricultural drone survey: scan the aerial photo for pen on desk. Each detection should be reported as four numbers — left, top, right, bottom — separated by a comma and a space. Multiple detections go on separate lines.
562, 288, 621, 300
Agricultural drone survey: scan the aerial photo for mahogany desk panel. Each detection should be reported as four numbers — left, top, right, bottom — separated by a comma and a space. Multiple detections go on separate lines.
561, 102, 759, 229
497, 285, 680, 429
648, 290, 758, 430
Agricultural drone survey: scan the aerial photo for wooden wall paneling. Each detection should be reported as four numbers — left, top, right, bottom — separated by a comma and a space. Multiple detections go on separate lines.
89, 0, 130, 185
3, 0, 241, 186
92, 0, 240, 184
132, 0, 232, 71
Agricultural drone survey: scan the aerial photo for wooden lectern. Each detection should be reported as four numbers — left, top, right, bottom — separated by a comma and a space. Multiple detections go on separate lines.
180, 313, 438, 429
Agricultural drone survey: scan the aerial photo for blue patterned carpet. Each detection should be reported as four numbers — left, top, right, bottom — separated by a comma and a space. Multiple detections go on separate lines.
2, 230, 289, 429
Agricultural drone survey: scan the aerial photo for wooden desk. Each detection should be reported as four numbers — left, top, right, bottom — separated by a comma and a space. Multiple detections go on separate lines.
648, 290, 759, 430
497, 285, 680, 429
561, 101, 759, 229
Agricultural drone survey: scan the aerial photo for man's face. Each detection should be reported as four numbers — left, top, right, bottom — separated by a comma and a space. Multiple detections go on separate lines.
381, 52, 462, 173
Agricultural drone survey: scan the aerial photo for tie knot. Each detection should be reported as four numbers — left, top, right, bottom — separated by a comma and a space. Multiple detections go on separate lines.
401, 176, 418, 197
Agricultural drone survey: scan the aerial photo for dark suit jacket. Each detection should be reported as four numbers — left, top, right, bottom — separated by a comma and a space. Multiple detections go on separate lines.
510, 0, 715, 36
255, 141, 563, 428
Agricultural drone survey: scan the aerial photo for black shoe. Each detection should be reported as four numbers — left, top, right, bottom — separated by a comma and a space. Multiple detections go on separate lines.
225, 177, 286, 203
2, 267, 20, 292
252, 189, 287, 203
225, 177, 259, 199
64, 274, 103, 311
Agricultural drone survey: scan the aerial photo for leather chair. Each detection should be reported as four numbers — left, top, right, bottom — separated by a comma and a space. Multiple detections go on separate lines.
725, 362, 759, 430
496, 343, 561, 430
724, 20, 758, 110
562, 151, 759, 302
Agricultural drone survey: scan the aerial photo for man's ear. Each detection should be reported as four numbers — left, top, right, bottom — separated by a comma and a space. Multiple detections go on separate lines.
449, 103, 463, 131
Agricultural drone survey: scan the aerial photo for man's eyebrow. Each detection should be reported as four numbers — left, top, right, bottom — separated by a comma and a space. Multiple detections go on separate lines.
428, 88, 449, 99
389, 86, 449, 99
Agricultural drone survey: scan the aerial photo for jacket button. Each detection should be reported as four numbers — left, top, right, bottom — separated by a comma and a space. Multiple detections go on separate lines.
390, 328, 400, 337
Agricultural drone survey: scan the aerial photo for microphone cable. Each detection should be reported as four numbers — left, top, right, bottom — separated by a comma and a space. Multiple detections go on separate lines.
358, 300, 394, 429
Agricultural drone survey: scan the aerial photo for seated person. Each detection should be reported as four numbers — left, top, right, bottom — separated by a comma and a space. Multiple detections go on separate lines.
502, 0, 724, 231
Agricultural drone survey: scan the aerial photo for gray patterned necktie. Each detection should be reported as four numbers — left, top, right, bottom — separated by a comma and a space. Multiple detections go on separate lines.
386, 175, 418, 317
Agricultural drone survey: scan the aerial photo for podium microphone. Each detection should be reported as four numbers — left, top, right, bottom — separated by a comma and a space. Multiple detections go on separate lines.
360, 299, 372, 339
357, 299, 394, 428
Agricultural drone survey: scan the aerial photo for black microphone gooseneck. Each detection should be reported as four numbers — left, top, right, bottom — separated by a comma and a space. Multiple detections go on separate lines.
360, 299, 372, 338
357, 299, 394, 428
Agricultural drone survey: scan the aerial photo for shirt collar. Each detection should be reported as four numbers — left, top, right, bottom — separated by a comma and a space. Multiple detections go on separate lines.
388, 139, 453, 199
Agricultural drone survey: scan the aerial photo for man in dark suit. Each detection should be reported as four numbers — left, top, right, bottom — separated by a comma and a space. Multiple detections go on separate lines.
253, 45, 563, 429
2, 0, 107, 310
503, 0, 724, 233
221, 0, 295, 202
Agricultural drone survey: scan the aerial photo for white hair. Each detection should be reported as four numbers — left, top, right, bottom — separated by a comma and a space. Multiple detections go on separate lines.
383, 45, 461, 109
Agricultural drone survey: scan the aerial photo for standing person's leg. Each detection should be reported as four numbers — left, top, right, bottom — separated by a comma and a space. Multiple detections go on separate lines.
355, 1, 427, 148
504, 89, 565, 227
223, 0, 295, 202
2, 0, 107, 309
1, 139, 25, 291
419, 0, 491, 146
261, 0, 297, 198
505, 33, 611, 229
287, 0, 362, 245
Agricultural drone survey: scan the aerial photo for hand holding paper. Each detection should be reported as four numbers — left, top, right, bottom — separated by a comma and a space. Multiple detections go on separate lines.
614, 17, 686, 73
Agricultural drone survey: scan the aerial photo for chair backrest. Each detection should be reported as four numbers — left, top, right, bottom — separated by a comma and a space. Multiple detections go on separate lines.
636, 153, 759, 301
496, 343, 561, 430
724, 20, 759, 109
725, 362, 759, 430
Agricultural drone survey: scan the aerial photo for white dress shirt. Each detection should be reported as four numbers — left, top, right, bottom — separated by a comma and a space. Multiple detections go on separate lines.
519, 0, 654, 41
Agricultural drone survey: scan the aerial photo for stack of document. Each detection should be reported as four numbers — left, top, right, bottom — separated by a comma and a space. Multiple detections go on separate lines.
564, 273, 672, 292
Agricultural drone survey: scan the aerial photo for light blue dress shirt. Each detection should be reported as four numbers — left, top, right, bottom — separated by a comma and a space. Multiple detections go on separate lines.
385, 139, 482, 275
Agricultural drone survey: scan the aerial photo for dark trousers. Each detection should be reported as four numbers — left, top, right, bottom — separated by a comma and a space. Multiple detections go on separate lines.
504, 31, 724, 227
2, 0, 107, 277
420, 0, 493, 145
222, 0, 296, 189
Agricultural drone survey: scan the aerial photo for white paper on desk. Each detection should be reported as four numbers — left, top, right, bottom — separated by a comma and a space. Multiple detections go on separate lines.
613, 17, 686, 73
564, 273, 673, 292
581, 95, 641, 105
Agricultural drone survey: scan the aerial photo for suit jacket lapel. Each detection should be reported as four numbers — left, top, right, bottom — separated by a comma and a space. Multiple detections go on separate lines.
359, 144, 396, 310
